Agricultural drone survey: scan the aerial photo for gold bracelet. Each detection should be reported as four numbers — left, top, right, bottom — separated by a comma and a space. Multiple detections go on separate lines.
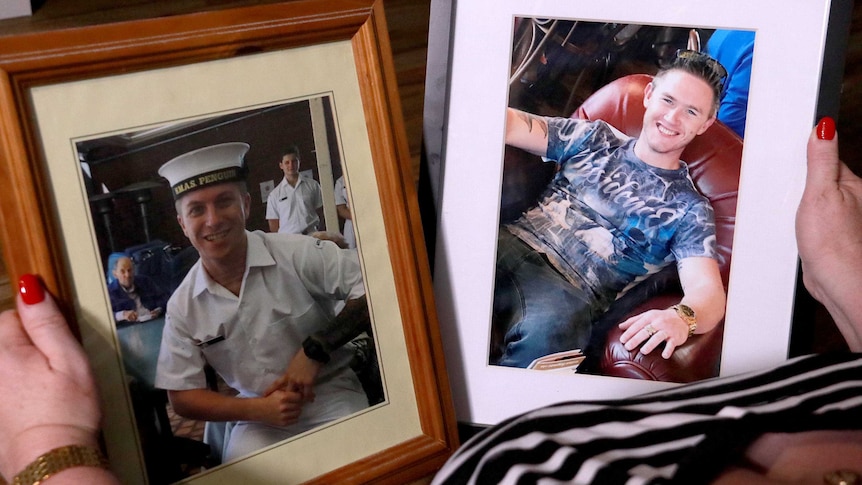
12, 445, 109, 485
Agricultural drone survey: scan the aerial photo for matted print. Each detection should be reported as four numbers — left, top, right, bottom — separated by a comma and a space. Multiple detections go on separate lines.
432, 0, 832, 425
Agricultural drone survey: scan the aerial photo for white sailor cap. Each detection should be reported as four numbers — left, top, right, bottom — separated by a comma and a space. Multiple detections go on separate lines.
158, 142, 250, 199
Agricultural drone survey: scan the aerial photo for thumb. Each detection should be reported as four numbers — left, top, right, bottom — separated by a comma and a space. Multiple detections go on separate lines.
804, 117, 841, 194
16, 274, 89, 373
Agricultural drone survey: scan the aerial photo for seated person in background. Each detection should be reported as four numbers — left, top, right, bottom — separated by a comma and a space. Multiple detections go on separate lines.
155, 142, 370, 463
433, 118, 862, 485
108, 255, 168, 323
493, 50, 728, 368
265, 144, 323, 235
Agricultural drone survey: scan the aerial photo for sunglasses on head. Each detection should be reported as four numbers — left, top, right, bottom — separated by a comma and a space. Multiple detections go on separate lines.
675, 49, 728, 81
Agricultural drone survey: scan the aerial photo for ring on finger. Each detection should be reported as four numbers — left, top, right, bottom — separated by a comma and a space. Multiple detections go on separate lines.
645, 324, 657, 336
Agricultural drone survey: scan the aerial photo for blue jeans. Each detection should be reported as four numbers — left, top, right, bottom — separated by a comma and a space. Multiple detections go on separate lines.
491, 231, 598, 368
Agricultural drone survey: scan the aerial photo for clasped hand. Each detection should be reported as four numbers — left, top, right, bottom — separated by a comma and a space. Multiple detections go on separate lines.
258, 349, 322, 426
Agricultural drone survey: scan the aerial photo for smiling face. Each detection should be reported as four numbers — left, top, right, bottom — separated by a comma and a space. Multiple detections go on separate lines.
176, 182, 251, 268
280, 153, 300, 178
635, 69, 717, 168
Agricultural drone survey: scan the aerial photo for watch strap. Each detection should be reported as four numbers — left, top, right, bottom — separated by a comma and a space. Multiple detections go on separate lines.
12, 445, 109, 485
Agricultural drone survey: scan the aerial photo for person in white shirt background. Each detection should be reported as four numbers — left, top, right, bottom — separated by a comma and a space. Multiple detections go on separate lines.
265, 144, 323, 235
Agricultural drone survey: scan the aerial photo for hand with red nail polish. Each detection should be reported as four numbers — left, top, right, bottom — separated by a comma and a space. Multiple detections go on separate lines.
796, 118, 862, 352
0, 275, 119, 483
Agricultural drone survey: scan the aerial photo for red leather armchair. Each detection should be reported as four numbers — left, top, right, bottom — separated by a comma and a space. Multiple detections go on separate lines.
498, 74, 741, 382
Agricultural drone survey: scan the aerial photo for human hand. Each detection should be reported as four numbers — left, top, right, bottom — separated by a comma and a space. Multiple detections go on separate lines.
310, 231, 348, 249
264, 349, 322, 402
255, 389, 304, 427
796, 117, 862, 351
123, 310, 138, 322
0, 275, 103, 479
712, 430, 862, 484
619, 308, 689, 359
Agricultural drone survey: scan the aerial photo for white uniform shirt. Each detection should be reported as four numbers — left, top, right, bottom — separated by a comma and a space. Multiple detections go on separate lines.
155, 231, 367, 432
265, 176, 323, 234
334, 176, 356, 249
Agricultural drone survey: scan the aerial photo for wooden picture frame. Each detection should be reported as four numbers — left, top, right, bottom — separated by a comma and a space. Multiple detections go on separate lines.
0, 1, 457, 483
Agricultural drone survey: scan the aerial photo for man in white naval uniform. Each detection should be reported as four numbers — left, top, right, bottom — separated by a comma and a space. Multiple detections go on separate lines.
265, 145, 323, 235
154, 143, 370, 462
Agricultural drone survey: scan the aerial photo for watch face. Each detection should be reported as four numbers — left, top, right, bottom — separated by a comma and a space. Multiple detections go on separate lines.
673, 305, 696, 327
678, 304, 696, 319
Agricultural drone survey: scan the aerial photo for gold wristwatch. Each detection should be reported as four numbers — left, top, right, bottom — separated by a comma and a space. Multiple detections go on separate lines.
12, 445, 109, 485
671, 304, 697, 337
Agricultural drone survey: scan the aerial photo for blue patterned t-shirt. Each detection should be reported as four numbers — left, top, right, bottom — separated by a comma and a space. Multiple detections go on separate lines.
507, 118, 717, 308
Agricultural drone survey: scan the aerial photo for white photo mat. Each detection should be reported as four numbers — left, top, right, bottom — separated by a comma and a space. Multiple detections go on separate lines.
431, 0, 832, 425
30, 41, 420, 484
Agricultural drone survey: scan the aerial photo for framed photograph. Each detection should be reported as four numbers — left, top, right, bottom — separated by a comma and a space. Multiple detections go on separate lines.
0, 1, 457, 483
430, 0, 834, 426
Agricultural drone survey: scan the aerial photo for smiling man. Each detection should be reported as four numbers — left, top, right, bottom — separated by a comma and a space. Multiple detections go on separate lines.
154, 143, 370, 462
265, 145, 323, 235
492, 50, 728, 368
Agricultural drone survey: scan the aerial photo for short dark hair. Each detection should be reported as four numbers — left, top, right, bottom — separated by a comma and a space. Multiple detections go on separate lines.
282, 144, 301, 160
654, 50, 726, 114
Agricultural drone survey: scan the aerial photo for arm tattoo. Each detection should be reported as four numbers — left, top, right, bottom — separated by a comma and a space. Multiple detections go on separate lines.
311, 295, 370, 353
516, 111, 548, 138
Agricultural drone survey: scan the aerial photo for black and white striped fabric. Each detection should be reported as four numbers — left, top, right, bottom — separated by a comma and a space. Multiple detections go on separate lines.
432, 353, 862, 484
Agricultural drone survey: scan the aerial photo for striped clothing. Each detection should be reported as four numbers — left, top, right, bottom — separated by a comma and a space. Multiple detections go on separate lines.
432, 353, 862, 484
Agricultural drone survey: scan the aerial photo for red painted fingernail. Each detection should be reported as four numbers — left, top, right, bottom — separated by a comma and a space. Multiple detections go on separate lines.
19, 274, 45, 305
817, 116, 835, 140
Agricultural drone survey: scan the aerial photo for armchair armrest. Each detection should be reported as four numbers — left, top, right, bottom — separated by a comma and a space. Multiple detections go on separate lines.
598, 293, 725, 382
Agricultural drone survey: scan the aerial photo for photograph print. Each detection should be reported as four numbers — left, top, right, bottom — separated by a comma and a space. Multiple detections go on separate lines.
78, 95, 383, 484
490, 17, 750, 383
